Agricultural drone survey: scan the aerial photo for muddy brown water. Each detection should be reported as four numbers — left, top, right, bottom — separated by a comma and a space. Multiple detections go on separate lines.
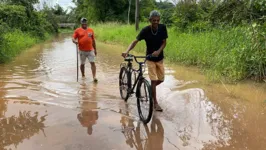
0, 34, 266, 150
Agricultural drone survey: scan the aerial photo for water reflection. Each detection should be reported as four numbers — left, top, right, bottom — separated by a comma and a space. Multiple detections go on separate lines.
145, 116, 164, 150
77, 82, 99, 135
0, 79, 8, 118
0, 111, 47, 150
119, 104, 138, 148
157, 82, 233, 149
120, 107, 165, 150
0, 100, 7, 118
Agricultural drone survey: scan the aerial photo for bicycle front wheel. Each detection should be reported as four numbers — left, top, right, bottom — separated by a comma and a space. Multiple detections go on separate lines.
136, 79, 153, 124
119, 67, 129, 100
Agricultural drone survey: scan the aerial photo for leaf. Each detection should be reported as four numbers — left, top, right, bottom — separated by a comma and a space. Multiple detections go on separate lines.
252, 23, 257, 28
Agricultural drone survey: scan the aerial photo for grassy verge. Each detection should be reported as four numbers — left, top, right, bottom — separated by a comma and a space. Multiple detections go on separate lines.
92, 23, 266, 82
0, 30, 52, 63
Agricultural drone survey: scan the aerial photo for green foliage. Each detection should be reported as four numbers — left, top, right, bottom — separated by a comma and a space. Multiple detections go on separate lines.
5, 0, 39, 18
0, 5, 27, 29
0, 21, 10, 63
168, 0, 265, 31
73, 0, 131, 23
0, 1, 59, 63
245, 23, 266, 80
53, 4, 65, 15
156, 1, 175, 25
172, 0, 201, 30
139, 0, 156, 20
73, 0, 168, 23
210, 0, 249, 25
209, 0, 265, 25
41, 6, 59, 33
92, 23, 265, 82
252, 0, 266, 23
0, 4, 58, 37
0, 111, 47, 149
50, 4, 75, 24
0, 30, 38, 63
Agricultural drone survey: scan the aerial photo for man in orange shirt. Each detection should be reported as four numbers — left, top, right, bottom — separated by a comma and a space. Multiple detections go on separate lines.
72, 18, 98, 82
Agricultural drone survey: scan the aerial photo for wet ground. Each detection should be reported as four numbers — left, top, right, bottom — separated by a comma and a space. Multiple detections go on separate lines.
0, 34, 266, 150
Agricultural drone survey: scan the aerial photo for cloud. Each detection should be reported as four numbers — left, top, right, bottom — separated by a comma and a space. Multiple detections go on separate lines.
37, 0, 75, 10
57, 0, 76, 10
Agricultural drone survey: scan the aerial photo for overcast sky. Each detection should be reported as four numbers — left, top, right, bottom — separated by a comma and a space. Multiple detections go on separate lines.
37, 0, 75, 10
55, 0, 76, 9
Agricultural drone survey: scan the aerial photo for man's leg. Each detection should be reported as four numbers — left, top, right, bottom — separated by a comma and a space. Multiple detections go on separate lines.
151, 80, 159, 105
146, 61, 159, 106
80, 64, 85, 77
90, 62, 96, 79
88, 50, 97, 81
79, 51, 87, 77
152, 79, 163, 106
156, 80, 163, 86
153, 60, 165, 111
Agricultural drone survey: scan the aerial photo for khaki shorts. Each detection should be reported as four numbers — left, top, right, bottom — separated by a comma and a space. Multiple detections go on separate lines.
146, 60, 165, 81
79, 50, 96, 64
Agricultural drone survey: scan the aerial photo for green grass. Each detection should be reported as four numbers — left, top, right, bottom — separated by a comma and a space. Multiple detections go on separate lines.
0, 30, 50, 63
92, 23, 266, 82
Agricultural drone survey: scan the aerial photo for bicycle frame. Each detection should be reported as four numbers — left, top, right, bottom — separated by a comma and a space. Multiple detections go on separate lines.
128, 66, 144, 94
123, 55, 147, 95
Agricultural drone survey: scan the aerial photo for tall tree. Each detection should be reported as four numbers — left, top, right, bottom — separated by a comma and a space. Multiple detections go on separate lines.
139, 0, 156, 20
73, 0, 129, 23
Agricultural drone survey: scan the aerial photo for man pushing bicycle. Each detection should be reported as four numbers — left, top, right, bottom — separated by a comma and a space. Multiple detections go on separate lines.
122, 10, 168, 112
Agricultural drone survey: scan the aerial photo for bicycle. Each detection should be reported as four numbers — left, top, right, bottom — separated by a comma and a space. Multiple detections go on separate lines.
119, 54, 153, 124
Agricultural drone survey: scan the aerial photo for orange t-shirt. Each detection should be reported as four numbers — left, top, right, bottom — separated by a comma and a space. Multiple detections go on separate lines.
73, 27, 95, 51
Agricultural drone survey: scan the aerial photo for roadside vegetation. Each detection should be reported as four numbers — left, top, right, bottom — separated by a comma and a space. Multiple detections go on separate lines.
0, 0, 74, 63
73, 0, 266, 82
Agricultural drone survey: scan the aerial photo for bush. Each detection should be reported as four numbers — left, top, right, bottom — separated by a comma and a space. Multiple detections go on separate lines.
0, 3, 58, 63
0, 30, 38, 63
0, 5, 27, 29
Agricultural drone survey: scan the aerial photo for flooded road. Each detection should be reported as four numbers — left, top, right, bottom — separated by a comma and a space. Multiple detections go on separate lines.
0, 34, 266, 150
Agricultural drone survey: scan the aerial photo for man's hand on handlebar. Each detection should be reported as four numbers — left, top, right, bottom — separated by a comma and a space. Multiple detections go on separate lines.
122, 52, 128, 58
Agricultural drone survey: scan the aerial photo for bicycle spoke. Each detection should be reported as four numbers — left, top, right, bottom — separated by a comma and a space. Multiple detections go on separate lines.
139, 82, 150, 120
119, 67, 129, 100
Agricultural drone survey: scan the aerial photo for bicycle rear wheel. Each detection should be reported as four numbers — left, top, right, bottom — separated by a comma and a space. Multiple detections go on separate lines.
119, 67, 129, 100
136, 78, 153, 124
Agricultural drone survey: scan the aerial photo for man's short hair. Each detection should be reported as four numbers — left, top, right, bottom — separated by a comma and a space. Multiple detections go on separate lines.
149, 10, 161, 19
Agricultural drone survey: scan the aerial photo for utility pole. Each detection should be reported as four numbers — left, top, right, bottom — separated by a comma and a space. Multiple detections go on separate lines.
135, 0, 140, 31
128, 0, 131, 24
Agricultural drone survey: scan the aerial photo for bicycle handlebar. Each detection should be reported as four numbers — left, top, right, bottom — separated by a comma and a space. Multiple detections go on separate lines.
126, 54, 153, 64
